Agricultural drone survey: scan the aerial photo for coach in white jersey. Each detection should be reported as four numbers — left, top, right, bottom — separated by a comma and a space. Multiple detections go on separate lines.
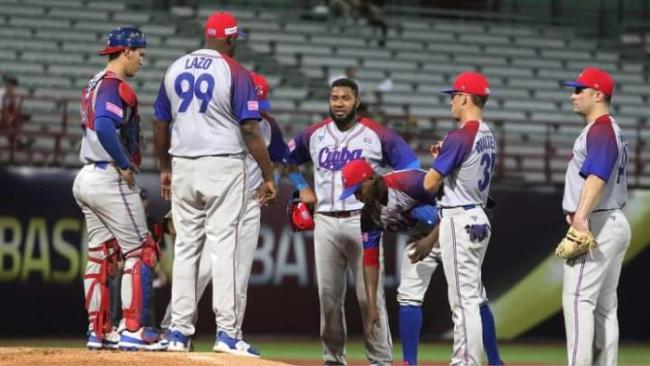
152, 11, 277, 353
560, 67, 631, 366
158, 73, 288, 357
286, 78, 419, 366
422, 71, 497, 366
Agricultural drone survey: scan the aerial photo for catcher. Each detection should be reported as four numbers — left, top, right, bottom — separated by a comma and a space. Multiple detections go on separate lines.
339, 159, 503, 365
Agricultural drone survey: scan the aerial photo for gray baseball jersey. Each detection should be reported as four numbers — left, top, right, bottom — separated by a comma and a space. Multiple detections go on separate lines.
562, 114, 628, 213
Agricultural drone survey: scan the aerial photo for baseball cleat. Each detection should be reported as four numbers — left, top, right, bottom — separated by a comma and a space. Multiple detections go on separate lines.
166, 329, 192, 352
118, 327, 166, 351
87, 328, 119, 350
212, 331, 260, 358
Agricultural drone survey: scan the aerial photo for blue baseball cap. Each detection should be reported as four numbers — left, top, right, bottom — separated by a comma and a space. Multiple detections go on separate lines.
99, 26, 146, 55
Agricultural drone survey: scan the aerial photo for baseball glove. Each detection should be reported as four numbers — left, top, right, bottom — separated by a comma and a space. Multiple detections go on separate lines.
555, 227, 597, 260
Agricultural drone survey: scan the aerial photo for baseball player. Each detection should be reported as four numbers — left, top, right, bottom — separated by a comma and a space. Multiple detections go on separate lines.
421, 71, 497, 365
157, 72, 288, 357
73, 26, 164, 351
339, 159, 503, 365
560, 67, 631, 366
152, 11, 277, 354
285, 78, 419, 366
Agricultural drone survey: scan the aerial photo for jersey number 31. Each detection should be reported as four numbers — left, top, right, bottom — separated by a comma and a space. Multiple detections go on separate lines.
174, 72, 215, 113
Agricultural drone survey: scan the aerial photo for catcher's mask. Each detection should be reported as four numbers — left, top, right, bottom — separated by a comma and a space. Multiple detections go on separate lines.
287, 191, 315, 232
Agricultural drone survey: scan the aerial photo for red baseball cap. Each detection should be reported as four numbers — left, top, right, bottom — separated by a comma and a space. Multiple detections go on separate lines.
339, 159, 374, 200
563, 67, 614, 96
441, 71, 490, 97
204, 11, 246, 39
250, 72, 271, 111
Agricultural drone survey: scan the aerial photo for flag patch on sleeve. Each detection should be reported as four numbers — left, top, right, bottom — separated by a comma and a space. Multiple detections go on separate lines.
247, 101, 259, 111
106, 101, 123, 118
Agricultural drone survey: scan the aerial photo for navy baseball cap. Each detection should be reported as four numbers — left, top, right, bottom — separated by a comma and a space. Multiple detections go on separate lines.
99, 26, 146, 55
339, 159, 374, 200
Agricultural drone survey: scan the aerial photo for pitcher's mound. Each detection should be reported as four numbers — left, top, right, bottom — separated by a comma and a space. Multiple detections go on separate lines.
0, 347, 298, 366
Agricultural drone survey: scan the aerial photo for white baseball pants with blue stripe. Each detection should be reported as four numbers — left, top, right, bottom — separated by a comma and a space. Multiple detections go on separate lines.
562, 209, 630, 366
439, 206, 491, 366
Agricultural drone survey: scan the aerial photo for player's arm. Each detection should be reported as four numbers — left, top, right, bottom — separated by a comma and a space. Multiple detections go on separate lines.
380, 126, 420, 170
232, 67, 276, 204
153, 78, 173, 200
571, 121, 619, 232
94, 81, 134, 187
361, 208, 383, 339
285, 128, 316, 206
241, 121, 276, 204
423, 130, 472, 193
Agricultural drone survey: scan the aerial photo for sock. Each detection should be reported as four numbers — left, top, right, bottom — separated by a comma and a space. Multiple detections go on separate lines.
480, 303, 503, 365
399, 305, 422, 365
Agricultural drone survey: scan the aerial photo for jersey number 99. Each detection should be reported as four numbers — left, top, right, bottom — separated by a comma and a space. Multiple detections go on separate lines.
174, 72, 215, 113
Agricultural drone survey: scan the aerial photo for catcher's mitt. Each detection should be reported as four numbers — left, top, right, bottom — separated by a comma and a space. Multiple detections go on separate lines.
555, 227, 597, 260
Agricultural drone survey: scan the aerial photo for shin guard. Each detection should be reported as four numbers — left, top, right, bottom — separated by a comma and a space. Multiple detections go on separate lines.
122, 235, 160, 331
84, 239, 120, 340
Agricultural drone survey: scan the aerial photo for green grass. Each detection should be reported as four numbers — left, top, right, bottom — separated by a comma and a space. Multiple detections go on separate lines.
3, 338, 649, 365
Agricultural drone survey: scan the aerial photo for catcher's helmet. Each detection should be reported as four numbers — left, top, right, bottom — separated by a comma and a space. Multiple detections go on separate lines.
99, 26, 147, 55
287, 191, 315, 232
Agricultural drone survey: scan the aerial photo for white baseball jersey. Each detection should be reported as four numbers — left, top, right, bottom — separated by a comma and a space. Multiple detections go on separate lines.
432, 120, 497, 207
153, 49, 260, 157
79, 70, 141, 166
286, 116, 419, 212
245, 112, 288, 192
562, 114, 628, 213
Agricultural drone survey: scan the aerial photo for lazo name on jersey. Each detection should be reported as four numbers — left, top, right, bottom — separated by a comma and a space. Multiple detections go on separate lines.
318, 147, 362, 171
475, 134, 496, 154
184, 56, 213, 70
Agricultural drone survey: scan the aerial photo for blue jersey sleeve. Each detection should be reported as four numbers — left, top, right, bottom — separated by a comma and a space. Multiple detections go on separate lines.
361, 208, 382, 267
580, 119, 618, 181
94, 79, 124, 123
224, 57, 261, 123
153, 78, 172, 122
95, 116, 129, 169
381, 129, 419, 169
432, 125, 476, 176
264, 113, 289, 163
408, 205, 440, 227
286, 126, 315, 165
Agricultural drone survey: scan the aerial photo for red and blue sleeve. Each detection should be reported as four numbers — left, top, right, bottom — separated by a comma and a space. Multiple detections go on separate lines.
580, 118, 618, 181
361, 209, 382, 267
224, 57, 261, 123
94, 78, 124, 126
153, 78, 172, 122
432, 123, 477, 176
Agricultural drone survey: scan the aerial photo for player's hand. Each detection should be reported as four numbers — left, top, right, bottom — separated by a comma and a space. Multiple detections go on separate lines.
570, 216, 590, 233
299, 187, 317, 210
257, 180, 277, 206
408, 238, 435, 263
429, 141, 443, 159
119, 167, 136, 189
160, 169, 172, 201
364, 305, 381, 340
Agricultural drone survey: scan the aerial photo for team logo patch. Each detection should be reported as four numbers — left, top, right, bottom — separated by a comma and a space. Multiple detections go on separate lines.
248, 101, 259, 111
106, 101, 123, 118
225, 26, 238, 35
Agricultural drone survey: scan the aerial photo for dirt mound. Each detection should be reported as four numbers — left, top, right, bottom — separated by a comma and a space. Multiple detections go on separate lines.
0, 347, 298, 366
